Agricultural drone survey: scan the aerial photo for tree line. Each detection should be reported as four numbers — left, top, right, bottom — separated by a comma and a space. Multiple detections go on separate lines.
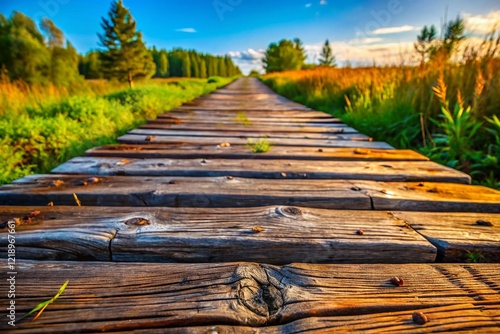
0, 12, 80, 86
80, 48, 241, 81
0, 0, 241, 88
262, 17, 469, 74
262, 38, 336, 73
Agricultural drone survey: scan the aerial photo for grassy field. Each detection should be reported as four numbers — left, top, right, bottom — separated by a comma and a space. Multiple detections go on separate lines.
0, 77, 234, 185
263, 60, 500, 189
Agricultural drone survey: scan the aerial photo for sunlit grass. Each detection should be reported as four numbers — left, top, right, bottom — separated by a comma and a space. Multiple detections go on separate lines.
263, 56, 500, 188
0, 77, 233, 185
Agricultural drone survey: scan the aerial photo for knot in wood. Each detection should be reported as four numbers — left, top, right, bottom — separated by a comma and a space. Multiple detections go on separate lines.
476, 220, 493, 227
235, 264, 284, 318
276, 206, 302, 218
124, 217, 150, 226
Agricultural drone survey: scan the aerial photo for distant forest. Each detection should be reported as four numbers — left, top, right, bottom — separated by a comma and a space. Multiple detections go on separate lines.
0, 10, 241, 87
79, 48, 241, 80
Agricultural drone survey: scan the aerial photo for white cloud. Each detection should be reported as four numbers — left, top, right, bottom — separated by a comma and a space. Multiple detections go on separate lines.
229, 48, 266, 74
231, 36, 422, 74
175, 28, 197, 33
305, 3, 312, 8
303, 39, 418, 67
371, 25, 419, 35
351, 37, 384, 44
320, 0, 327, 5
464, 11, 500, 34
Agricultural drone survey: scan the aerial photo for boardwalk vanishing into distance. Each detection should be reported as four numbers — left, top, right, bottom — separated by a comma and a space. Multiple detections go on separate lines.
1, 77, 499, 332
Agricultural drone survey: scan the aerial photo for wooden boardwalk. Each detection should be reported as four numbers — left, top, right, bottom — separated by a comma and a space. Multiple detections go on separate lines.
0, 77, 499, 332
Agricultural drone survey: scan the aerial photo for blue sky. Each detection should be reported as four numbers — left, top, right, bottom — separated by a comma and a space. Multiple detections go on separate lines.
1, 0, 499, 73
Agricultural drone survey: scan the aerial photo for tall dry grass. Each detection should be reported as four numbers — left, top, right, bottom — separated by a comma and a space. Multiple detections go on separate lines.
263, 45, 500, 188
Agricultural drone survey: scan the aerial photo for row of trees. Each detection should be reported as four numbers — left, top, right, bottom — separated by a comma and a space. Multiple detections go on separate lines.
0, 12, 81, 86
0, 1, 241, 88
262, 38, 336, 73
261, 17, 468, 74
80, 47, 240, 80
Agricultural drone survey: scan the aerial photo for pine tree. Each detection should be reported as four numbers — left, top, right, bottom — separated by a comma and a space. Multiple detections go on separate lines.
98, 0, 155, 88
414, 25, 437, 64
190, 51, 199, 78
319, 39, 336, 67
181, 52, 191, 77
199, 58, 207, 78
217, 57, 227, 77
158, 50, 168, 76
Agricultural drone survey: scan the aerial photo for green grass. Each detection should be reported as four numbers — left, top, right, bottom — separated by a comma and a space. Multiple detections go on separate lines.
262, 64, 500, 189
0, 77, 234, 185
246, 138, 273, 153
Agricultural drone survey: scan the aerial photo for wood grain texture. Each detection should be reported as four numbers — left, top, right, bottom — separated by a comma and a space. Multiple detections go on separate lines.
0, 175, 371, 209
165, 108, 334, 118
128, 128, 370, 140
0, 206, 436, 263
156, 110, 340, 122
1, 260, 498, 332
393, 211, 500, 262
52, 156, 471, 184
1, 175, 499, 211
86, 144, 428, 161
118, 134, 394, 149
140, 122, 357, 134
153, 114, 346, 129
139, 122, 360, 135
353, 181, 500, 213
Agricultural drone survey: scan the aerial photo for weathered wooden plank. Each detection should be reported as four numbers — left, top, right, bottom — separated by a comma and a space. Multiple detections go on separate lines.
165, 108, 333, 118
118, 134, 393, 149
156, 115, 342, 124
393, 211, 500, 262
1, 261, 499, 332
353, 181, 500, 213
179, 105, 311, 111
0, 207, 115, 261
179, 102, 311, 111
0, 206, 437, 263
52, 157, 471, 184
1, 175, 499, 212
153, 304, 500, 333
141, 122, 356, 134
128, 128, 369, 140
0, 175, 371, 209
86, 144, 429, 161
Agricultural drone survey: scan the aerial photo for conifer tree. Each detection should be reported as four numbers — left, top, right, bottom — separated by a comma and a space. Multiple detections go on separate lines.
319, 39, 336, 67
98, 0, 155, 88
158, 50, 168, 76
181, 53, 191, 77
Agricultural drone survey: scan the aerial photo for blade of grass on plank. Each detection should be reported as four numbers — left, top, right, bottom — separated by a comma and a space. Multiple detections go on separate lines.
17, 280, 69, 323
